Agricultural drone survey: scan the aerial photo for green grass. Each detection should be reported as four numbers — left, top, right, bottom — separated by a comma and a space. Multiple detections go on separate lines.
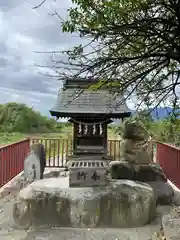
26, 125, 73, 140
0, 126, 119, 145
0, 132, 25, 146
0, 126, 73, 145
0, 127, 121, 159
32, 138, 73, 159
0, 130, 73, 159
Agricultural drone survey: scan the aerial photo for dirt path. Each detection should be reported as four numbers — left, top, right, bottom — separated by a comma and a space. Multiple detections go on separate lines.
0, 195, 28, 239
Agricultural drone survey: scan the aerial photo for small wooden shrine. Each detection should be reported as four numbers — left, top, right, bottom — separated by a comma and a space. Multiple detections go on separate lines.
50, 79, 131, 154
50, 78, 131, 186
50, 78, 131, 157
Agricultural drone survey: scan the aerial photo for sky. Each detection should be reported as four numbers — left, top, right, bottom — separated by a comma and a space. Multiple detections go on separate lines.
0, 0, 81, 116
0, 0, 137, 117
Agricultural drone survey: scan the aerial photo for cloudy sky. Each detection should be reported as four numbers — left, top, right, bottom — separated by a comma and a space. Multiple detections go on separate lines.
0, 0, 83, 116
0, 0, 136, 118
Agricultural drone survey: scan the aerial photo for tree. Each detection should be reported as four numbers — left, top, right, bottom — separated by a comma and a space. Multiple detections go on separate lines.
163, 102, 180, 144
134, 109, 154, 129
0, 102, 63, 133
35, 0, 180, 111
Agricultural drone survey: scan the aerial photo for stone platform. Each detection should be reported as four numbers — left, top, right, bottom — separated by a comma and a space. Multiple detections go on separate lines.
0, 167, 180, 239
15, 177, 156, 228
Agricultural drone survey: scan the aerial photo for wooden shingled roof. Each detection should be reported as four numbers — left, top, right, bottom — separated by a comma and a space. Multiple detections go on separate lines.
49, 86, 131, 119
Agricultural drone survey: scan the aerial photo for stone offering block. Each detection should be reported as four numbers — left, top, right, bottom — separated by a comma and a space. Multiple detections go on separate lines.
15, 178, 156, 228
69, 160, 109, 187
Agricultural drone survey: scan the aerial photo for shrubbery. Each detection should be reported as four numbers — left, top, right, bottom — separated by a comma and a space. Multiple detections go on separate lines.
114, 110, 180, 146
0, 102, 63, 133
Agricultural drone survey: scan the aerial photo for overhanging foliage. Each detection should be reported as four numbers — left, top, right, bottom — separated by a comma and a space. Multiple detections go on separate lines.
35, 0, 180, 111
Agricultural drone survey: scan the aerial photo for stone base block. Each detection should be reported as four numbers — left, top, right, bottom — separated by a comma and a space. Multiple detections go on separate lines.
110, 161, 167, 182
13, 177, 156, 229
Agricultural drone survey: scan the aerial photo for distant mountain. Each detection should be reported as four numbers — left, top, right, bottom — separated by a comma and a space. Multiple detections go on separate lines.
150, 107, 173, 120
132, 107, 177, 120
111, 107, 175, 125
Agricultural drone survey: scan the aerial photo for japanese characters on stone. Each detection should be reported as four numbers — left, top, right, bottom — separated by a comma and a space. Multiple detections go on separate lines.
76, 171, 100, 181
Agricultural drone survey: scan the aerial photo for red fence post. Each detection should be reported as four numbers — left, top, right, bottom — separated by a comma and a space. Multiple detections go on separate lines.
0, 139, 30, 188
30, 138, 122, 167
156, 141, 180, 189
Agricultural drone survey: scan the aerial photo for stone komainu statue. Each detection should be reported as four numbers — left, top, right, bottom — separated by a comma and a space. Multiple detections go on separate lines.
120, 119, 153, 164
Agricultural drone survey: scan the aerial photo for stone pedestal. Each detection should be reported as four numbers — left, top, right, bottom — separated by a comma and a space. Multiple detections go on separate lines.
109, 161, 174, 205
13, 177, 156, 228
67, 154, 111, 187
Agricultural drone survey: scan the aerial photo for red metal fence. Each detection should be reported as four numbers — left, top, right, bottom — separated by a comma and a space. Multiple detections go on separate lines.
31, 138, 121, 167
1, 138, 180, 190
0, 139, 30, 187
0, 138, 121, 187
156, 141, 180, 189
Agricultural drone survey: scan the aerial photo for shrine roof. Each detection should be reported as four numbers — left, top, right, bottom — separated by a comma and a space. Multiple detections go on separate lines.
49, 87, 131, 118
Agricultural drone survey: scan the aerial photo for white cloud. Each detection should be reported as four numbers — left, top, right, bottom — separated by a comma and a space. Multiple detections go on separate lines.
0, 86, 58, 116
0, 0, 76, 116
0, 0, 136, 119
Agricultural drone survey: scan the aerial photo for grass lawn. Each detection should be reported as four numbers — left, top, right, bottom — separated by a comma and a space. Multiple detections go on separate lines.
0, 132, 26, 146
0, 126, 119, 146
0, 128, 121, 160
0, 126, 73, 146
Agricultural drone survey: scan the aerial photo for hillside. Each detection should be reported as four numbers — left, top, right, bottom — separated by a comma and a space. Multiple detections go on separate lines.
113, 107, 175, 125
132, 107, 179, 120
0, 102, 179, 146
0, 102, 119, 145
0, 102, 63, 134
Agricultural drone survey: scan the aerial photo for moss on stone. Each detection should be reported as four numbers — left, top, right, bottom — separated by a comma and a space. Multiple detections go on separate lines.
17, 178, 156, 228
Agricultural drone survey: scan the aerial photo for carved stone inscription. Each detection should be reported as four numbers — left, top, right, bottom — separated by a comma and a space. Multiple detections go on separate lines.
24, 152, 41, 182
69, 161, 108, 187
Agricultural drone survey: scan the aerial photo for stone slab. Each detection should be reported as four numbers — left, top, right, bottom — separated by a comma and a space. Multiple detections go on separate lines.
18, 177, 153, 201
0, 167, 177, 240
0, 196, 174, 240
24, 152, 41, 181
17, 178, 156, 228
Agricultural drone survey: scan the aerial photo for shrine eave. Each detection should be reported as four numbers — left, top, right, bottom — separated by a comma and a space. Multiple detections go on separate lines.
68, 118, 113, 124
49, 110, 131, 119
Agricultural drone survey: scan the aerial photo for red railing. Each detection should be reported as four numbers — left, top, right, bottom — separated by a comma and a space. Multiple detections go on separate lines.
0, 139, 30, 187
31, 138, 122, 167
0, 138, 121, 188
156, 141, 180, 189
31, 138, 73, 167
1, 138, 180, 190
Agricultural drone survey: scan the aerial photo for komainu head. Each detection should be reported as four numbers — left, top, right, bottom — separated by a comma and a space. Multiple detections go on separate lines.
122, 118, 149, 141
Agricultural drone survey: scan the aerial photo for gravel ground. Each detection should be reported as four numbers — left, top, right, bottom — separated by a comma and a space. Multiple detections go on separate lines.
0, 168, 178, 240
